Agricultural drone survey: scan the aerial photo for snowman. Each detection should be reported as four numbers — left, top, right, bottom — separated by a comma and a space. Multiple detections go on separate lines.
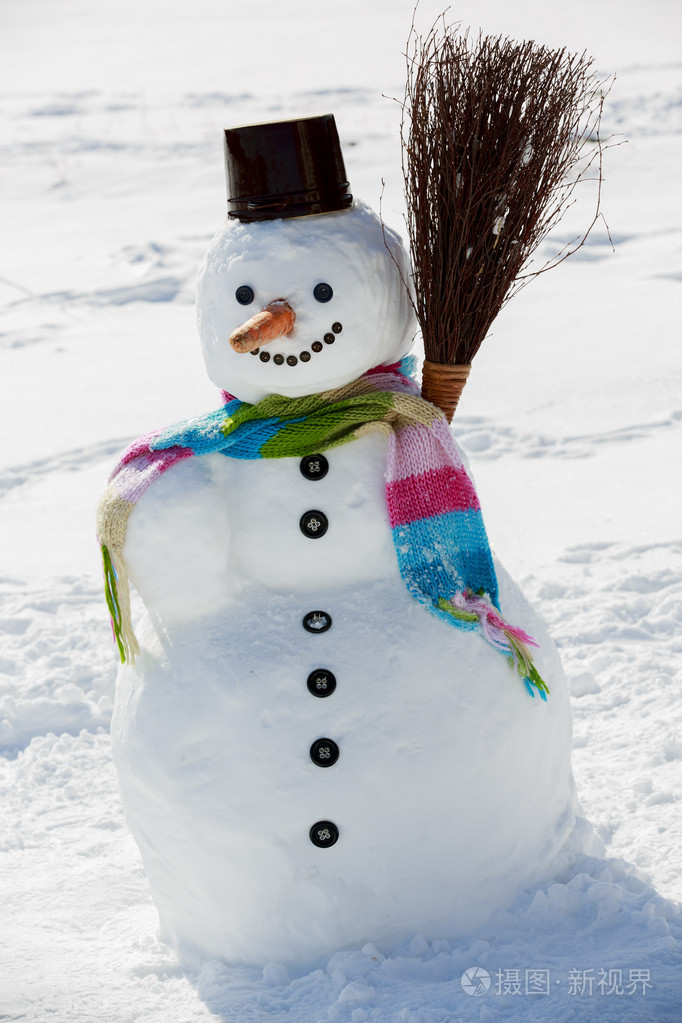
98, 115, 577, 969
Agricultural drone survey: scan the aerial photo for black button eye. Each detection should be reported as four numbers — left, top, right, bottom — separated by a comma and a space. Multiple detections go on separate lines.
313, 282, 333, 303
235, 285, 254, 305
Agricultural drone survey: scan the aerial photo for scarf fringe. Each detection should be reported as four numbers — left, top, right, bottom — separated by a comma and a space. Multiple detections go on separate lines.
101, 545, 139, 665
437, 592, 549, 699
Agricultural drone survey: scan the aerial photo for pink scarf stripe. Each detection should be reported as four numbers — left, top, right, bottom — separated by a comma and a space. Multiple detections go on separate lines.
365, 360, 415, 387
111, 448, 193, 504
386, 423, 462, 482
386, 465, 481, 528
109, 429, 168, 480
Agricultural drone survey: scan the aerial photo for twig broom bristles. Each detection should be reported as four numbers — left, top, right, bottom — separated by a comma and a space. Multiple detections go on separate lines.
402, 18, 610, 420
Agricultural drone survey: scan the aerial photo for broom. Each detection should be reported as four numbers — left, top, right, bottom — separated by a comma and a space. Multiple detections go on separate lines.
402, 18, 609, 420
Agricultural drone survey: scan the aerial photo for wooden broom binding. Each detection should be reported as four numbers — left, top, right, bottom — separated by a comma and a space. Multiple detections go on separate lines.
402, 17, 610, 420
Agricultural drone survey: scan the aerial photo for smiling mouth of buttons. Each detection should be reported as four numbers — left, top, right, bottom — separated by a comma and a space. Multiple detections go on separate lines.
249, 322, 343, 365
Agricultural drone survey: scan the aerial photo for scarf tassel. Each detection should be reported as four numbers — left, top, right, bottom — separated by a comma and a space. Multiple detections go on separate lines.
101, 545, 139, 665
437, 593, 549, 699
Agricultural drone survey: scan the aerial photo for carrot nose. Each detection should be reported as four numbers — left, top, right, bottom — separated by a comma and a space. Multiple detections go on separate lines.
229, 299, 296, 354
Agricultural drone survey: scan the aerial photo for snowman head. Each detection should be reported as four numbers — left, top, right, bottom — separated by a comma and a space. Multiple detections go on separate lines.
196, 201, 416, 403
195, 114, 416, 404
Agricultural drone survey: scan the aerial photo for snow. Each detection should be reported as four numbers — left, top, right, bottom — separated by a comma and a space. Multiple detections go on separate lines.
1, 0, 681, 1019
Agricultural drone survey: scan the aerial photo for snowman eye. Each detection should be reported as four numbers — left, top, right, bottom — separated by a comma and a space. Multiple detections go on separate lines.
313, 283, 333, 303
235, 285, 254, 306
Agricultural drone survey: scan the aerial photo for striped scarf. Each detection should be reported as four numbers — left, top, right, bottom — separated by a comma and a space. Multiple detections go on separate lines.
97, 359, 547, 698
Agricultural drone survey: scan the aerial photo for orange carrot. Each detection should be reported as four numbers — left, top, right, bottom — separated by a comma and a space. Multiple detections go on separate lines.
229, 299, 296, 354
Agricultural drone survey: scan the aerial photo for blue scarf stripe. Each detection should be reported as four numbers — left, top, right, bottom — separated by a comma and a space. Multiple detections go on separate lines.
151, 407, 233, 452
218, 414, 310, 458
392, 510, 499, 608
151, 408, 313, 459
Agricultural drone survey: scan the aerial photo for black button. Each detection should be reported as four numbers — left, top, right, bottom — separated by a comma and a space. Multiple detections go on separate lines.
307, 669, 336, 697
332, 321, 343, 334
302, 611, 332, 633
235, 285, 254, 306
313, 283, 333, 303
300, 454, 329, 481
259, 351, 270, 362
273, 354, 284, 365
300, 351, 311, 362
323, 333, 335, 344
309, 820, 339, 848
286, 355, 298, 366
300, 510, 328, 538
311, 341, 323, 353
310, 738, 339, 767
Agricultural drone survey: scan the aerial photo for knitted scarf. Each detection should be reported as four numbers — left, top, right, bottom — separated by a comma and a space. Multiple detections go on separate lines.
97, 359, 548, 698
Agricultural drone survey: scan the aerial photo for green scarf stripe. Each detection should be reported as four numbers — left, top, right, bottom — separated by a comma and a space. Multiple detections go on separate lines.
259, 391, 397, 457
101, 545, 126, 661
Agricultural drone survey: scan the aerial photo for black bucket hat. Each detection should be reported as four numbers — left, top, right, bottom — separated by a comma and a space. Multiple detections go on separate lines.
224, 114, 353, 222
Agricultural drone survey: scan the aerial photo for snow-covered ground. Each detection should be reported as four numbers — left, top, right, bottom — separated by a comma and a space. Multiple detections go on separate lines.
1, 0, 681, 1019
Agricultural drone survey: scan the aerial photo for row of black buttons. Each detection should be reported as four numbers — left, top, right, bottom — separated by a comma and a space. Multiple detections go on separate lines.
300, 454, 330, 539
300, 455, 331, 643
300, 455, 339, 848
